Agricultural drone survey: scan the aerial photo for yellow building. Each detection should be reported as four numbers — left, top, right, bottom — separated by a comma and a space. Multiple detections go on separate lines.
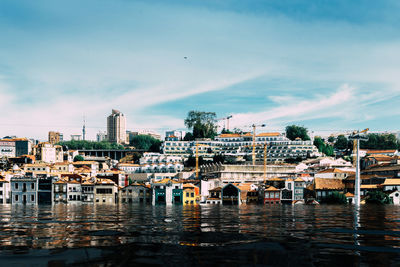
183, 183, 199, 205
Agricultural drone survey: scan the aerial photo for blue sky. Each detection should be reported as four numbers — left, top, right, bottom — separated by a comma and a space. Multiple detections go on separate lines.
0, 0, 399, 140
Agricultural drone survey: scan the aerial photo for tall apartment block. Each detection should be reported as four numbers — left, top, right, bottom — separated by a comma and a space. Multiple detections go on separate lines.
107, 109, 127, 144
48, 131, 62, 145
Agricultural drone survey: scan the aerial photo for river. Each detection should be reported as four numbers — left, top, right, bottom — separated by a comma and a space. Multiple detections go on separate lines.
0, 204, 399, 266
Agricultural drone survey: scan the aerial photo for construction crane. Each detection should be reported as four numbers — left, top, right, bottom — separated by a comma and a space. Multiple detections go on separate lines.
247, 124, 266, 165
216, 115, 233, 131
195, 143, 211, 179
242, 144, 268, 183
349, 128, 369, 206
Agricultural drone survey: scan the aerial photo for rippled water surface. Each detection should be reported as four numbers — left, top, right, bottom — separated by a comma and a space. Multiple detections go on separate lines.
0, 204, 399, 266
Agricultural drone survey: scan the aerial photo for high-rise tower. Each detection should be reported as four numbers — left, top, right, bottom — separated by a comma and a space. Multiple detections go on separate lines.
82, 116, 86, 141
107, 109, 127, 144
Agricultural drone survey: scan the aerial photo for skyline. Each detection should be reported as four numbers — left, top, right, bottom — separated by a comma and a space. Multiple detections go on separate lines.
1, 0, 400, 140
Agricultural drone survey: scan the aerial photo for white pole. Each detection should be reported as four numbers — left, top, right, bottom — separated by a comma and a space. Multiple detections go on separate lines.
355, 139, 360, 206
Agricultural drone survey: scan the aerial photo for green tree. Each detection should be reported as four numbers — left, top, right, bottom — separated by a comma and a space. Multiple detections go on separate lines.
322, 192, 348, 204
73, 155, 85, 162
366, 191, 390, 204
130, 135, 161, 152
184, 111, 217, 139
328, 136, 335, 143
360, 133, 400, 150
58, 140, 124, 150
313, 137, 334, 156
183, 132, 194, 141
285, 125, 310, 141
334, 135, 348, 149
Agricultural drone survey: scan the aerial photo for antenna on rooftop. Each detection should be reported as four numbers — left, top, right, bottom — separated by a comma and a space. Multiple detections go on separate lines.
82, 115, 86, 141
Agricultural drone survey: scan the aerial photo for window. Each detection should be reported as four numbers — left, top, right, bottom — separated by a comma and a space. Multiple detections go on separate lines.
15, 183, 18, 189
186, 192, 189, 197
31, 195, 34, 202
191, 193, 194, 197
96, 188, 112, 194
31, 183, 34, 190
15, 195, 18, 201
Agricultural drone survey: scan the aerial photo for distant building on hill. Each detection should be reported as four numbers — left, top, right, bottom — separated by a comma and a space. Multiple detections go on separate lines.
107, 109, 127, 144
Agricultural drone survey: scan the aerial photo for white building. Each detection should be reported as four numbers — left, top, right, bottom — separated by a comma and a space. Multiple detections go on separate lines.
389, 190, 400, 205
10, 176, 38, 204
33, 143, 63, 163
96, 131, 107, 142
0, 140, 16, 158
165, 130, 186, 141
162, 132, 319, 163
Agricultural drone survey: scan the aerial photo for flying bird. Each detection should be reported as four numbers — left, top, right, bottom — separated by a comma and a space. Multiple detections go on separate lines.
184, 56, 187, 59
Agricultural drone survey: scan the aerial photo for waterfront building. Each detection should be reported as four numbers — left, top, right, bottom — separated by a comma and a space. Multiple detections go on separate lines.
221, 183, 240, 205
37, 176, 54, 204
0, 176, 10, 204
94, 178, 118, 204
67, 179, 82, 202
119, 183, 151, 204
151, 178, 182, 205
182, 183, 199, 204
311, 178, 345, 202
294, 178, 305, 200
81, 179, 95, 202
206, 187, 222, 204
264, 186, 281, 204
53, 179, 68, 203
107, 109, 127, 144
389, 190, 400, 204
10, 176, 38, 204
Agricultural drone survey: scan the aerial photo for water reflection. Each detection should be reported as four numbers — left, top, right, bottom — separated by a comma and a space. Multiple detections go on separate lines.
0, 204, 399, 265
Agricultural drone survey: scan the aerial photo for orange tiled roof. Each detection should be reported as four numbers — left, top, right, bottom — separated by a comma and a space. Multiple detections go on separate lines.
383, 179, 400, 186
265, 186, 279, 191
317, 168, 346, 174
256, 132, 280, 137
314, 178, 345, 190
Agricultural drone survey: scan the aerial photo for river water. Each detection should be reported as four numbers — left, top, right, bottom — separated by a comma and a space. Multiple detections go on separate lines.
0, 204, 399, 266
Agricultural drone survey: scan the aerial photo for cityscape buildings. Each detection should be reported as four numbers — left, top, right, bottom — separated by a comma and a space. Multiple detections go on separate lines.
107, 109, 127, 144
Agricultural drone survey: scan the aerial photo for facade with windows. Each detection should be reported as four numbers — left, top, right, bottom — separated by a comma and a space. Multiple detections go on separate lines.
119, 184, 151, 204
67, 181, 82, 202
94, 179, 118, 204
0, 178, 10, 204
53, 180, 68, 203
151, 179, 183, 205
162, 133, 319, 163
81, 180, 94, 203
10, 176, 38, 204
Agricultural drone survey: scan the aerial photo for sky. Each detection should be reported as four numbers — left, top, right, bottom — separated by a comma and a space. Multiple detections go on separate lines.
0, 0, 399, 140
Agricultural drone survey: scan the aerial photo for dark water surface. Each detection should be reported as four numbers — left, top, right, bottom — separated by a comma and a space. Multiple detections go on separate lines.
0, 204, 399, 266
